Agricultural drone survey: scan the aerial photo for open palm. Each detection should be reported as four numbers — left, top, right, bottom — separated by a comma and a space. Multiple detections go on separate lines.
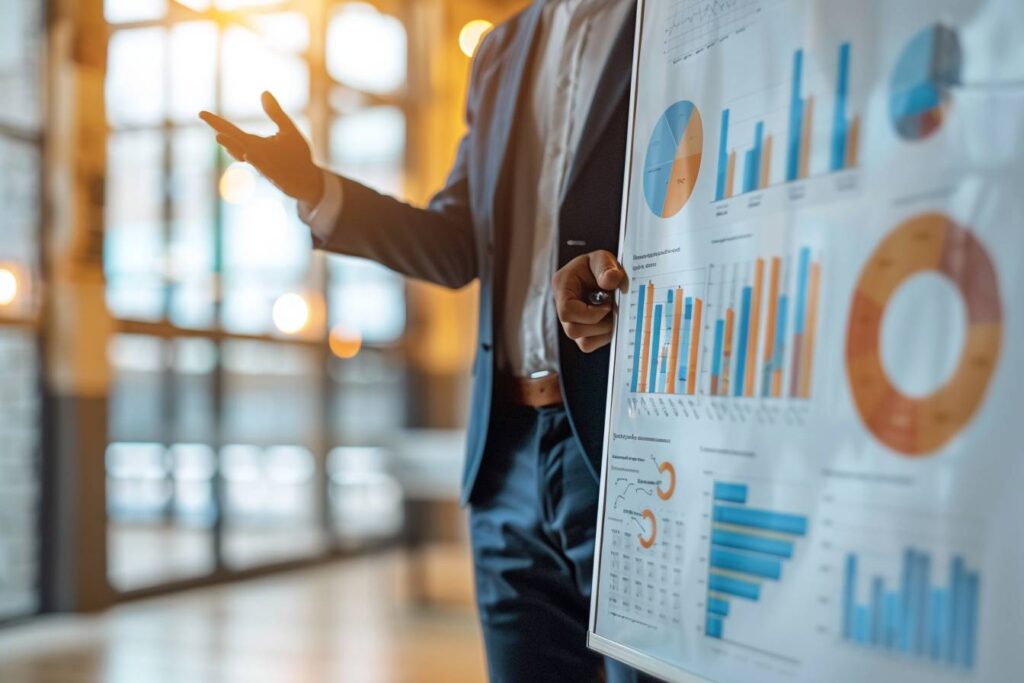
199, 91, 324, 206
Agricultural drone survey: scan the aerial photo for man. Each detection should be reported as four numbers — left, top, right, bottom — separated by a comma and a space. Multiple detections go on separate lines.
200, 1, 648, 680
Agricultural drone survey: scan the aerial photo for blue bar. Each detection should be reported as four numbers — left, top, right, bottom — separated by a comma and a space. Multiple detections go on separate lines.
843, 554, 856, 639
713, 505, 808, 536
630, 285, 646, 392
713, 482, 748, 504
716, 109, 730, 201
831, 42, 851, 171
767, 296, 788, 395
712, 529, 792, 558
855, 606, 870, 644
786, 49, 804, 182
963, 571, 978, 670
711, 319, 725, 383
899, 548, 915, 653
709, 574, 760, 601
884, 592, 899, 649
929, 588, 947, 662
712, 546, 782, 580
914, 552, 931, 656
793, 248, 811, 336
733, 286, 752, 396
742, 148, 756, 194
648, 304, 663, 393
706, 615, 724, 639
677, 298, 694, 387
658, 294, 671, 393
707, 597, 730, 617
947, 556, 964, 666
871, 577, 885, 646
751, 121, 764, 187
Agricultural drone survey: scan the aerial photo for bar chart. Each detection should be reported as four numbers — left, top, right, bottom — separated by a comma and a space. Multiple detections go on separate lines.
629, 278, 706, 395
841, 548, 980, 671
704, 481, 808, 642
714, 42, 859, 202
706, 247, 822, 400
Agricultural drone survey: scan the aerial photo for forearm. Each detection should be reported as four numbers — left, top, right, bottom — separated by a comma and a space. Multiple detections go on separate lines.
309, 174, 478, 289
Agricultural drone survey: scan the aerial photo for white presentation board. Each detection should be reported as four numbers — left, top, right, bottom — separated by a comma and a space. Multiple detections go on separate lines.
588, 1, 1024, 681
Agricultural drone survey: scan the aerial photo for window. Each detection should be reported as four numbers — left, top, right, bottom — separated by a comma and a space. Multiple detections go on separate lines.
103, 0, 415, 591
0, 0, 44, 621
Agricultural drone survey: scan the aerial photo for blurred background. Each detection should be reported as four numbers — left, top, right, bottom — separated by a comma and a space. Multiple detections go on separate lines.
0, 0, 528, 680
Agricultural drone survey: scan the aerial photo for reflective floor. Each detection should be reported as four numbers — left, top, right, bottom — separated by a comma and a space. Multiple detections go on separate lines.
0, 547, 485, 682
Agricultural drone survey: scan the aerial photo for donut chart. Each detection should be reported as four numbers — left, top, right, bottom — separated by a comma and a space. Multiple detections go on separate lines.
846, 213, 1002, 455
638, 509, 657, 549
657, 462, 676, 500
642, 100, 704, 218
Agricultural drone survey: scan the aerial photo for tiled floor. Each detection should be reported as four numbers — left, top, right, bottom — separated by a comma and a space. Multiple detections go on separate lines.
0, 548, 486, 683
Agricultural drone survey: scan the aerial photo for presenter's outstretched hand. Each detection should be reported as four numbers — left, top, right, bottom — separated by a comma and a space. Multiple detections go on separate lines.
199, 92, 324, 206
553, 250, 627, 353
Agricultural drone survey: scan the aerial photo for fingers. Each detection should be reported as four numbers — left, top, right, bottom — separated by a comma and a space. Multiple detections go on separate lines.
561, 315, 614, 341
262, 91, 299, 136
588, 250, 627, 292
217, 135, 247, 162
576, 332, 612, 354
198, 111, 255, 145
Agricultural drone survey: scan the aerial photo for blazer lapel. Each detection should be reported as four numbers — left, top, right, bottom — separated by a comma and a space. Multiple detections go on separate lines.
486, 2, 545, 224
562, 4, 637, 199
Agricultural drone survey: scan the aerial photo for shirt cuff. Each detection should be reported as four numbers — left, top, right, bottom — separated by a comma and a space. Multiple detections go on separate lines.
297, 169, 343, 244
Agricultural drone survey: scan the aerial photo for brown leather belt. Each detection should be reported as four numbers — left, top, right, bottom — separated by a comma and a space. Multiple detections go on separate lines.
496, 371, 564, 408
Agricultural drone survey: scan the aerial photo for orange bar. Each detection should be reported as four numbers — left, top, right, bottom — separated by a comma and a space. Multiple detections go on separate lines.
725, 150, 736, 198
721, 307, 735, 396
772, 368, 783, 397
799, 263, 821, 398
759, 135, 773, 189
743, 259, 764, 397
637, 283, 655, 392
846, 115, 860, 168
666, 288, 684, 394
799, 96, 814, 179
686, 298, 703, 395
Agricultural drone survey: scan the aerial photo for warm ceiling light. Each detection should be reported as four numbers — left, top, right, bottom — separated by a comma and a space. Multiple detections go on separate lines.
0, 268, 18, 306
273, 293, 310, 334
219, 162, 256, 204
459, 19, 493, 58
329, 325, 363, 359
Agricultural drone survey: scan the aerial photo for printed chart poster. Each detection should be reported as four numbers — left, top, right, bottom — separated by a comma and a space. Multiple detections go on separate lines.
588, 1, 1024, 681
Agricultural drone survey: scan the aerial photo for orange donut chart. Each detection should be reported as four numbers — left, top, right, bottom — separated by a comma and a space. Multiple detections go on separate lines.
657, 462, 676, 500
845, 213, 1002, 456
638, 509, 657, 549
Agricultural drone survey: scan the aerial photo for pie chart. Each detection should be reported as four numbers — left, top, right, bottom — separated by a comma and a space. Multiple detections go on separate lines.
642, 100, 703, 218
846, 214, 1002, 456
889, 24, 962, 141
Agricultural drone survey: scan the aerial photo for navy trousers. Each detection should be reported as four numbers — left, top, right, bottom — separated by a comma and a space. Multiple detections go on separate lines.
469, 404, 660, 683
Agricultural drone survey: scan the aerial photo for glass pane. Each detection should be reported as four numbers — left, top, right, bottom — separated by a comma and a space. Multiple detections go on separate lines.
170, 128, 216, 328
104, 0, 166, 23
0, 329, 40, 619
0, 136, 41, 318
107, 335, 167, 442
251, 12, 309, 55
327, 447, 402, 545
222, 444, 327, 568
170, 21, 217, 123
222, 25, 308, 118
327, 3, 407, 94
105, 131, 165, 321
107, 27, 166, 127
222, 340, 321, 446
329, 257, 405, 343
330, 108, 405, 196
106, 442, 217, 591
0, 0, 43, 131
328, 350, 406, 442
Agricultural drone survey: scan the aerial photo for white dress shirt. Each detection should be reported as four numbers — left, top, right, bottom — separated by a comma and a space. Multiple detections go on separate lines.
301, 0, 633, 378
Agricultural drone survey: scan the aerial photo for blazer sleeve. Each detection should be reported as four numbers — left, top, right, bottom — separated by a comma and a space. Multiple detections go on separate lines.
318, 35, 498, 289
